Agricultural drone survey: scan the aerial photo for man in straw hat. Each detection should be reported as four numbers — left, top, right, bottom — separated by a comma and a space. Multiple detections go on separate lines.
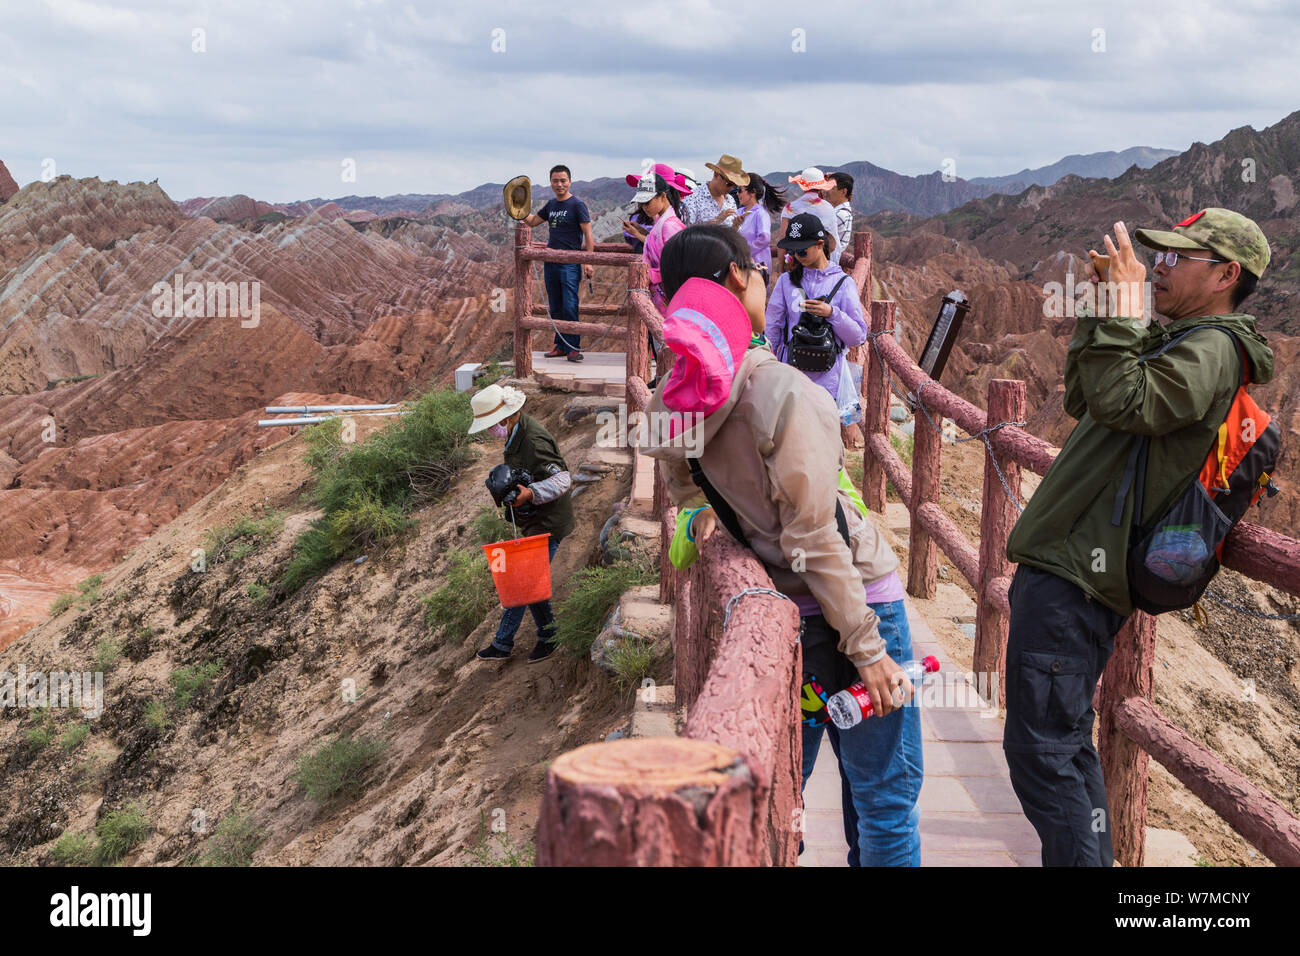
1003, 210, 1274, 865
468, 383, 575, 663
681, 154, 746, 226
521, 165, 595, 362
775, 166, 842, 271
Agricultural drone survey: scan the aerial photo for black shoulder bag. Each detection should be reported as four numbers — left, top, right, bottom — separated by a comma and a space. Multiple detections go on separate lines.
785, 275, 850, 373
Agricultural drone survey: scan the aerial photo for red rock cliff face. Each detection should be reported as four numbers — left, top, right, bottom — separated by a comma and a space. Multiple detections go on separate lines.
0, 175, 518, 646
0, 160, 18, 201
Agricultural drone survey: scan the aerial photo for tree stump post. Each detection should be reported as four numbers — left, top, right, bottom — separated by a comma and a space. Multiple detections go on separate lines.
536, 739, 759, 866
627, 261, 652, 384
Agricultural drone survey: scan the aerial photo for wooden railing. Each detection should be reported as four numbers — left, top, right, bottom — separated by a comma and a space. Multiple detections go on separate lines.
521, 223, 1300, 867
858, 242, 1300, 867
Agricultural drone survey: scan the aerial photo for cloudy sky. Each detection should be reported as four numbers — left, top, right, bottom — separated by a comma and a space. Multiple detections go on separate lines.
1, 0, 1297, 202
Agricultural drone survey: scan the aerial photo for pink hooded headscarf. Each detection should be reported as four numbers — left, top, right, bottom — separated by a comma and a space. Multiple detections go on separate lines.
659, 277, 752, 428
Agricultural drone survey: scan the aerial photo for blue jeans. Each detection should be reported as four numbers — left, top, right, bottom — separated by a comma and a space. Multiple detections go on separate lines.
799, 599, 923, 866
491, 537, 561, 652
543, 261, 581, 352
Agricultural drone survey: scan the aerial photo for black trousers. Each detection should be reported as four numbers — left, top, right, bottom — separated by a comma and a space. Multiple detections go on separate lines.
1003, 565, 1127, 866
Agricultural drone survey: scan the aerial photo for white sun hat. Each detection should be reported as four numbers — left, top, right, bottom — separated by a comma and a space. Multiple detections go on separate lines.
468, 383, 527, 435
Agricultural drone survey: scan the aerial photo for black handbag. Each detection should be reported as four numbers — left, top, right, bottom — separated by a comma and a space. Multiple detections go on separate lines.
786, 276, 850, 373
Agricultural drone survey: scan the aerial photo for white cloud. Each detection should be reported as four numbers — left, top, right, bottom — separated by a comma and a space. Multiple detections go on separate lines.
0, 0, 1295, 200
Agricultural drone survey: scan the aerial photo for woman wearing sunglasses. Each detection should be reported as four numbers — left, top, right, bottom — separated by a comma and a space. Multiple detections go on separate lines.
765, 212, 868, 412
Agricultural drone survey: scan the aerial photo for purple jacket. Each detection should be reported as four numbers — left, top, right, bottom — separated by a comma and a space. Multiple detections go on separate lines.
735, 204, 772, 273
764, 264, 867, 406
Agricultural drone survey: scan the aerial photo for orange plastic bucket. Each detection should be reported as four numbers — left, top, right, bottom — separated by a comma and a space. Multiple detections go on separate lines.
483, 532, 553, 608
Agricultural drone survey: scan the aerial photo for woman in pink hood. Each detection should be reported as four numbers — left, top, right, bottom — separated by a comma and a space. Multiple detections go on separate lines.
644, 224, 924, 867
622, 169, 688, 313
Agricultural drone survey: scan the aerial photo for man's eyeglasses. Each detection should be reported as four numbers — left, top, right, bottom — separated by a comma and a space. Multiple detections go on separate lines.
1152, 250, 1226, 269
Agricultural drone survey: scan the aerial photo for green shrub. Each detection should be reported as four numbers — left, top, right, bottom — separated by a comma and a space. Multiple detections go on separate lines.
890, 431, 914, 466
25, 708, 55, 749
204, 511, 285, 564
169, 661, 224, 710
246, 582, 269, 603
93, 804, 149, 864
143, 700, 169, 732
471, 505, 516, 545
77, 575, 104, 606
553, 561, 658, 656
198, 801, 265, 867
295, 732, 388, 804
49, 593, 75, 617
281, 387, 475, 593
467, 814, 535, 867
93, 636, 123, 674
422, 550, 497, 644
606, 638, 657, 690
51, 832, 96, 866
59, 723, 89, 753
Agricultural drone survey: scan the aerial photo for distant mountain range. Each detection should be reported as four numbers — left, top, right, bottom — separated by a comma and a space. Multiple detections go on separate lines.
154, 145, 1181, 224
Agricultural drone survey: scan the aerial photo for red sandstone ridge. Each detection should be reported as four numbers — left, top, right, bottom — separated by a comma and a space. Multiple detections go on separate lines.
0, 160, 18, 201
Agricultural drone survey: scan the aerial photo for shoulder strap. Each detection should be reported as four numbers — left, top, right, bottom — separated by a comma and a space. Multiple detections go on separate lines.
824, 275, 850, 302
1111, 325, 1246, 528
687, 457, 851, 551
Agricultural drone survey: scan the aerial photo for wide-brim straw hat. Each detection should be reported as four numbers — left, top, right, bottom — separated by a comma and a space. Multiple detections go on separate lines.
504, 175, 532, 220
705, 154, 750, 187
468, 383, 527, 434
788, 166, 833, 191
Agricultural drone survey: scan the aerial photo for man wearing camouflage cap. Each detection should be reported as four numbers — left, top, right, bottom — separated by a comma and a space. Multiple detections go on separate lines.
1002, 209, 1274, 866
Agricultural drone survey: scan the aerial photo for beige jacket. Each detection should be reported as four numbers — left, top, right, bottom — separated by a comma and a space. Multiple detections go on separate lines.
643, 347, 898, 666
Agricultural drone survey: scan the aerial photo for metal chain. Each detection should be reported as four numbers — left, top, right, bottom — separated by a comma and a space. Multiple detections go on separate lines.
529, 260, 626, 354
866, 333, 1027, 512
723, 586, 797, 630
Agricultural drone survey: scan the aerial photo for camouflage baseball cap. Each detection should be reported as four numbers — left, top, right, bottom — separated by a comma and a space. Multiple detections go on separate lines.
1134, 207, 1270, 278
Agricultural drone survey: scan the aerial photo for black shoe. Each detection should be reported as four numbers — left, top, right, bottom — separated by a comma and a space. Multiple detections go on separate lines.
566, 351, 585, 362
476, 644, 511, 661
527, 639, 558, 663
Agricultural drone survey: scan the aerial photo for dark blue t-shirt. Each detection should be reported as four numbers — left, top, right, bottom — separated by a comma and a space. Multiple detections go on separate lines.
538, 195, 590, 250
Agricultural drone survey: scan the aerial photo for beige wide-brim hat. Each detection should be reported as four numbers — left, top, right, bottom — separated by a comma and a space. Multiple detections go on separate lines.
705, 154, 750, 187
504, 175, 532, 221
468, 383, 527, 434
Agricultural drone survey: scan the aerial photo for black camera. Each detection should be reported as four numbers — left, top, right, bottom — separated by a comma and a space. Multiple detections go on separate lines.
486, 463, 536, 512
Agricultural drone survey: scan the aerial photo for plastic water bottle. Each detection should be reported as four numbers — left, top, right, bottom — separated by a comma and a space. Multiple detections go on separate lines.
825, 656, 940, 729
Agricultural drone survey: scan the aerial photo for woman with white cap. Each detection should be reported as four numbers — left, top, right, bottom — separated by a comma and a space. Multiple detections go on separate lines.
766, 211, 867, 422
623, 169, 689, 314
467, 383, 574, 664
775, 167, 842, 271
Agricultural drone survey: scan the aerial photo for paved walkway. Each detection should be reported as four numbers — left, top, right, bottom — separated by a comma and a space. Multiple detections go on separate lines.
798, 599, 1042, 866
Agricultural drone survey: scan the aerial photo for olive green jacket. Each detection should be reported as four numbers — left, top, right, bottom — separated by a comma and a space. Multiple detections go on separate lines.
1005, 312, 1273, 615
504, 413, 575, 541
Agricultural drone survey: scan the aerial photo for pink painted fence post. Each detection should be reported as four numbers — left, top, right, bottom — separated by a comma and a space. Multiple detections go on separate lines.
627, 261, 651, 384
513, 222, 534, 379
863, 300, 895, 513
974, 379, 1025, 702
907, 383, 941, 601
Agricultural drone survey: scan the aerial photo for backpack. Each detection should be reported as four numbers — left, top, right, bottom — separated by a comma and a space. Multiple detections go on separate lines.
785, 275, 850, 373
1112, 325, 1281, 614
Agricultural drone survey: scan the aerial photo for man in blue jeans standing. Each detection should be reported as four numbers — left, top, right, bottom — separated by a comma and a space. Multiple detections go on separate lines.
521, 165, 595, 363
468, 383, 575, 663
